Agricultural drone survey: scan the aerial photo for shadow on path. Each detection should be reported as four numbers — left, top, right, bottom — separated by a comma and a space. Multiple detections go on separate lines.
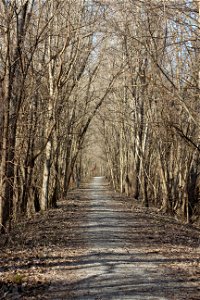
0, 177, 200, 299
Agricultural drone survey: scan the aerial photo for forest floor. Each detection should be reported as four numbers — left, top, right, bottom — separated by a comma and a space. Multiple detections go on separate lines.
0, 177, 200, 300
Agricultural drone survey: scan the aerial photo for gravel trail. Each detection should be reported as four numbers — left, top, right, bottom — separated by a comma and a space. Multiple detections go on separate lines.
0, 177, 199, 299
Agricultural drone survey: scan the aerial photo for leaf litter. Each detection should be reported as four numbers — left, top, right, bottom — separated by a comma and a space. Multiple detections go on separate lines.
0, 178, 200, 299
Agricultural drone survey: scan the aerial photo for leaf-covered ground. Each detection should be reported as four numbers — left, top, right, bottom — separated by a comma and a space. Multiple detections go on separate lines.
0, 177, 200, 299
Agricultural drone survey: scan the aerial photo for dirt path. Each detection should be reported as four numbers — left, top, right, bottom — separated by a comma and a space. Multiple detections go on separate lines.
0, 177, 200, 299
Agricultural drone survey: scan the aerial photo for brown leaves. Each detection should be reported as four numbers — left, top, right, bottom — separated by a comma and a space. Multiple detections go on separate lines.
0, 185, 200, 299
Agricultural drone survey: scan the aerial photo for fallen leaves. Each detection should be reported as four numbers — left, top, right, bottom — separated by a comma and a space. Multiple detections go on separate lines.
0, 186, 200, 299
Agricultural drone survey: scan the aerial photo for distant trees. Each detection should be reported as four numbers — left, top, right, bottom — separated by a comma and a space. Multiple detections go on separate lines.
0, 0, 117, 231
0, 0, 199, 231
97, 0, 200, 223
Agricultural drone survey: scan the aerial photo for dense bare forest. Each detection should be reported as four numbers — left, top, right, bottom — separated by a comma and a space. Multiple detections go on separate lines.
0, 0, 200, 233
